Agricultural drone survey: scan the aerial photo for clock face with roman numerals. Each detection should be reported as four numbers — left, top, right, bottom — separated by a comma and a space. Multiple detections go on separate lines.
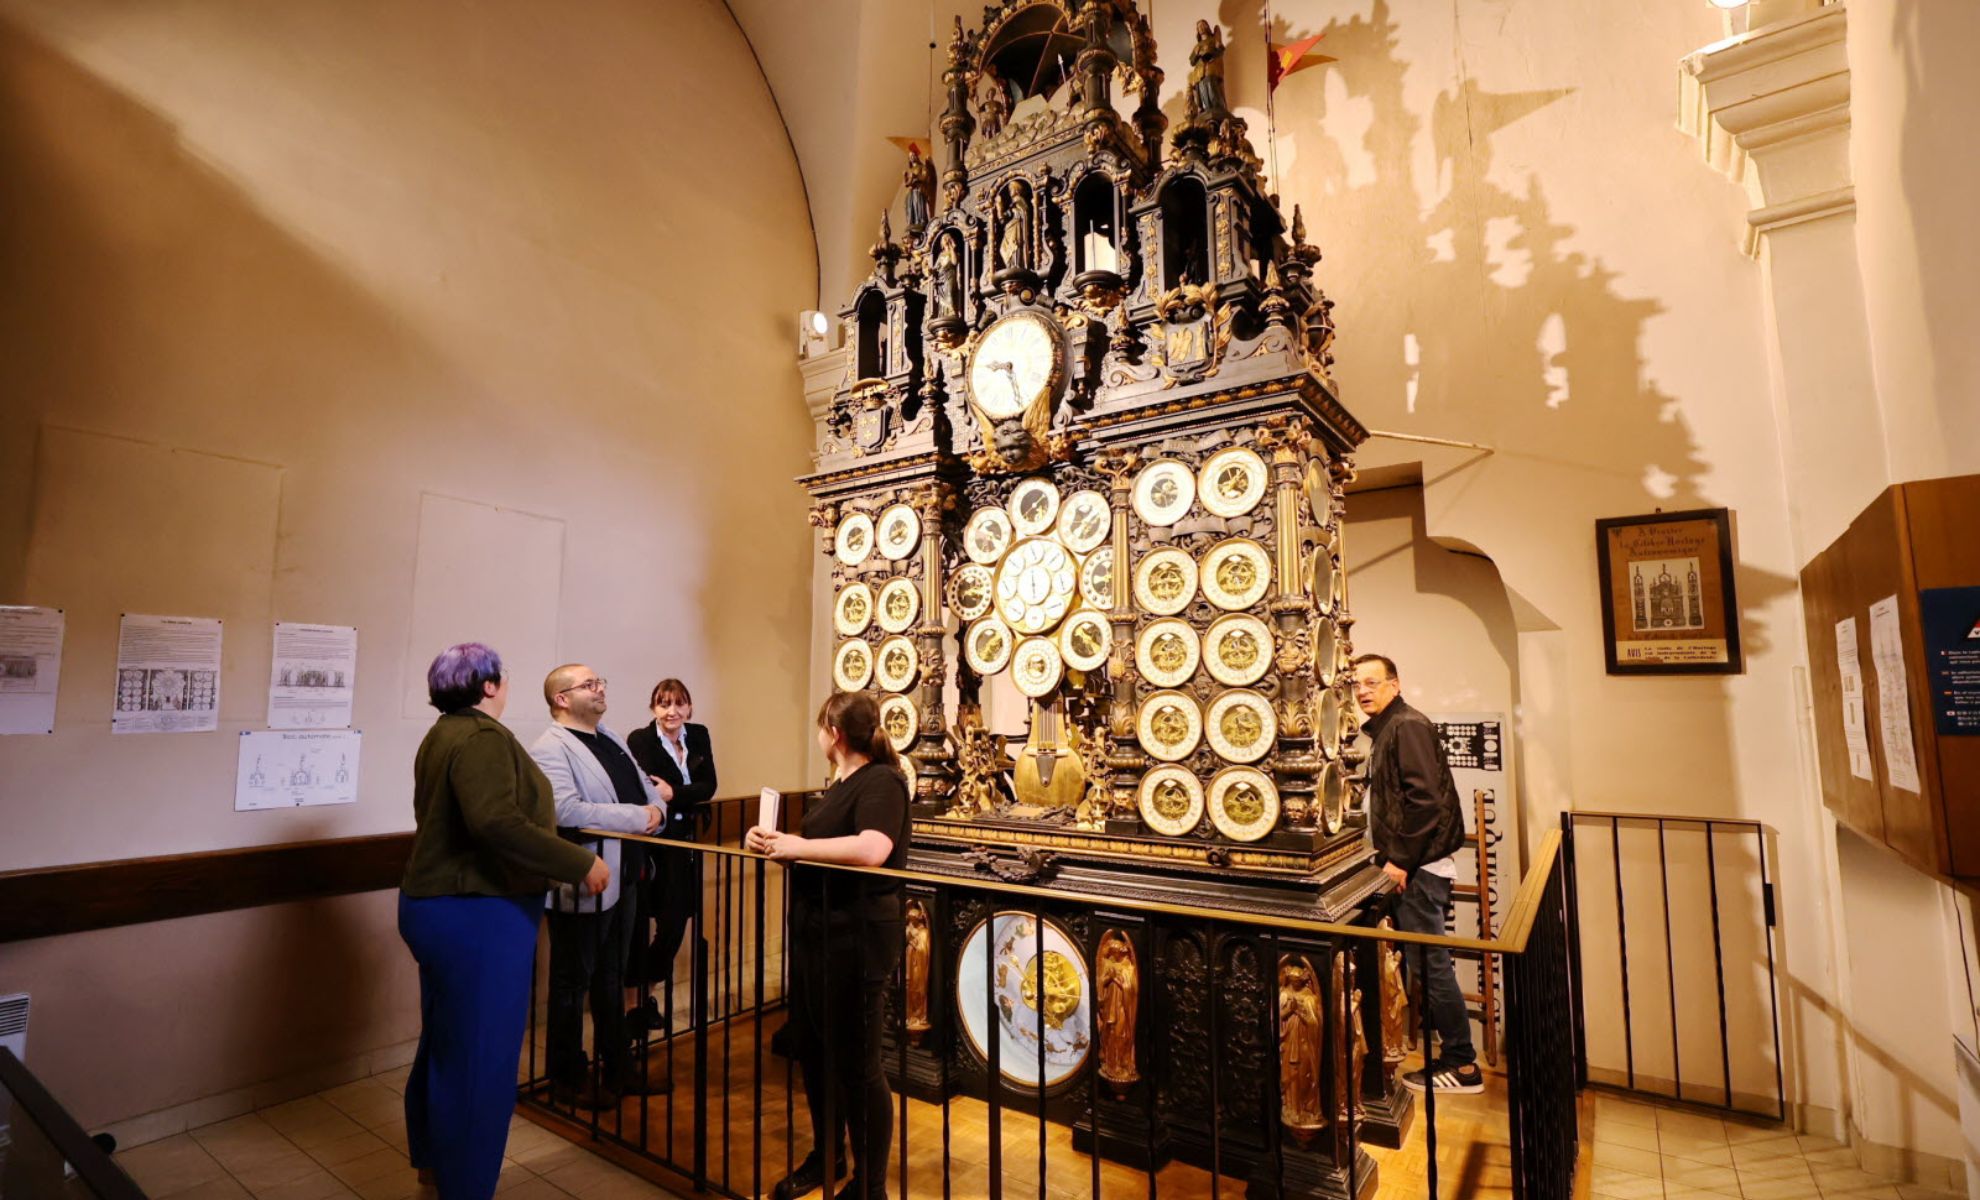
967, 311, 1061, 420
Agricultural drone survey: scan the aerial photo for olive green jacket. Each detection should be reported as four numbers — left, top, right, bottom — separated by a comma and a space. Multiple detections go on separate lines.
400, 710, 597, 898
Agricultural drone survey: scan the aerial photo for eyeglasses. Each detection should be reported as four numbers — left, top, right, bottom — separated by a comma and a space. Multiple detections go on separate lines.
559, 678, 607, 695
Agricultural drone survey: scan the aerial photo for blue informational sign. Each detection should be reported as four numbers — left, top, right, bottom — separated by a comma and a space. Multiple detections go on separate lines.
1919, 587, 1980, 737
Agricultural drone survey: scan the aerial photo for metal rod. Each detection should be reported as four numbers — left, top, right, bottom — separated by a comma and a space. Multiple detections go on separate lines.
986, 906, 1004, 1200
753, 857, 767, 1200
1657, 820, 1680, 1102
1705, 821, 1733, 1110
1363, 429, 1496, 453
1421, 956, 1438, 1199
1759, 826, 1787, 1123
1561, 816, 1587, 1091
1611, 818, 1635, 1089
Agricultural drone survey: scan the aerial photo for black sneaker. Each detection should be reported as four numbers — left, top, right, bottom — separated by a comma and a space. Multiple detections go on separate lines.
771, 1151, 849, 1200
1402, 1060, 1484, 1094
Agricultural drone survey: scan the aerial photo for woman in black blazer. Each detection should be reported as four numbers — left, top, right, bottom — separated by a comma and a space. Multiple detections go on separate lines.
625, 678, 716, 1030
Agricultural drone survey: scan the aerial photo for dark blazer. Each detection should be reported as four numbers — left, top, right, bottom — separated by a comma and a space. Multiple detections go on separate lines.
401, 710, 597, 898
626, 721, 717, 827
1362, 696, 1467, 874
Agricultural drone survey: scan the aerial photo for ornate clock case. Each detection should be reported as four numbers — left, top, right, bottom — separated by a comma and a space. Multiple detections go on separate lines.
800, 4, 1396, 1195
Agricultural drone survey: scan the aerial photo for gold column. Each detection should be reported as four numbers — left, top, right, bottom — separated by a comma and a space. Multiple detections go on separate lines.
908, 482, 954, 807
1259, 418, 1318, 830
1097, 448, 1143, 823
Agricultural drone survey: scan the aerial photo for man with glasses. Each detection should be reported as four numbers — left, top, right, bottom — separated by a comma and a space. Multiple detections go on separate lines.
530, 665, 667, 1109
1350, 653, 1482, 1095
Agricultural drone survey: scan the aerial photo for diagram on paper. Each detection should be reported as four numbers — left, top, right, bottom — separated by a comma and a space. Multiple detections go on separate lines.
236, 730, 361, 810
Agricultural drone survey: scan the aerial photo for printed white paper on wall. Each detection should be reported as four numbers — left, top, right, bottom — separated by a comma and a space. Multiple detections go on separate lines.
268, 622, 357, 729
112, 613, 222, 734
1868, 595, 1923, 793
1834, 616, 1874, 782
235, 729, 361, 810
0, 606, 64, 735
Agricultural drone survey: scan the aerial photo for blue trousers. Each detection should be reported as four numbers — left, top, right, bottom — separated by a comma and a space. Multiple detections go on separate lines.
398, 891, 542, 1200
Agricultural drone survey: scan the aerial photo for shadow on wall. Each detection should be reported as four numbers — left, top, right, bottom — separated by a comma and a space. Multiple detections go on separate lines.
1216, 0, 1794, 654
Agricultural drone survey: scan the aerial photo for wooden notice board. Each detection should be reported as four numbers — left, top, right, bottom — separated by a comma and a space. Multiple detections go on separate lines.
1800, 475, 1980, 879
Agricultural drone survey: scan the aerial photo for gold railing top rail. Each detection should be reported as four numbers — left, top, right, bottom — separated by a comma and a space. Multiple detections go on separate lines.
579, 825, 1565, 957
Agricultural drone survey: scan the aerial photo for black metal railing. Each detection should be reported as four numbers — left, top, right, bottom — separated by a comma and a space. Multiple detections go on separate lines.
0, 1047, 147, 1200
1561, 811, 1785, 1121
520, 799, 1580, 1200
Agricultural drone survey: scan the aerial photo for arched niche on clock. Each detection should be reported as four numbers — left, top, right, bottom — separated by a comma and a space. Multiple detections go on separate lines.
1157, 176, 1210, 290
1072, 172, 1122, 277
855, 288, 890, 381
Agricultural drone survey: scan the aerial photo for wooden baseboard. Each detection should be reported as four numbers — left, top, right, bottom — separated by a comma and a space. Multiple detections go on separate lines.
0, 834, 413, 943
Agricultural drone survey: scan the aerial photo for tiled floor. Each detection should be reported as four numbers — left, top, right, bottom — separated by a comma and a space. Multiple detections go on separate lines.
113, 1066, 678, 1200
1591, 1092, 1965, 1200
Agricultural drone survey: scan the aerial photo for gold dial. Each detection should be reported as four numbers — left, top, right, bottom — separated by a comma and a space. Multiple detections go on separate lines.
1137, 765, 1204, 837
1200, 538, 1271, 611
876, 577, 920, 633
1135, 618, 1200, 688
879, 695, 918, 752
833, 583, 874, 637
1137, 690, 1202, 763
1205, 689, 1276, 764
1058, 610, 1111, 673
1208, 767, 1279, 842
968, 312, 1062, 420
950, 563, 995, 621
1204, 613, 1273, 687
995, 538, 1078, 635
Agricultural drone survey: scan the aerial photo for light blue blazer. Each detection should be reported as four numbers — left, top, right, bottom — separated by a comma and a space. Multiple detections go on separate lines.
528, 721, 665, 913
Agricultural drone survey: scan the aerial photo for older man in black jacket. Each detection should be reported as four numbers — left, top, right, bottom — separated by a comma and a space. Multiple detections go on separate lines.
1352, 653, 1482, 1094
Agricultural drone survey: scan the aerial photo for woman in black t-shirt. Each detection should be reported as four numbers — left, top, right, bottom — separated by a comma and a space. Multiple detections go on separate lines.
745, 692, 909, 1200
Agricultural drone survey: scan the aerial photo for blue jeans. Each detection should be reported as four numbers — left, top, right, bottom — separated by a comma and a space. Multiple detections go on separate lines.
1391, 870, 1475, 1068
398, 891, 542, 1200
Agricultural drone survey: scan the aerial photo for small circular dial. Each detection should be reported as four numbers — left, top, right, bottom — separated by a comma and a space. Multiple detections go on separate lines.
994, 538, 1078, 635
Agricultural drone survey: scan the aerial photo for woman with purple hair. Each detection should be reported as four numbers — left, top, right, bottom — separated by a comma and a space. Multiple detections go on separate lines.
397, 643, 610, 1199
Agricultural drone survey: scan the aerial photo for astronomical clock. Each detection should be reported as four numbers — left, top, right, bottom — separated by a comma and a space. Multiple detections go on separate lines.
799, 3, 1401, 1194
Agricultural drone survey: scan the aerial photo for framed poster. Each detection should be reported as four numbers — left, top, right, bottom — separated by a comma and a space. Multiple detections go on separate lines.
1596, 508, 1743, 675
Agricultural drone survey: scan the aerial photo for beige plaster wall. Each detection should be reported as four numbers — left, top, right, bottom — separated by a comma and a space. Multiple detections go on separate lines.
1200, 0, 1839, 1122
0, 0, 816, 1129
1847, 0, 1980, 486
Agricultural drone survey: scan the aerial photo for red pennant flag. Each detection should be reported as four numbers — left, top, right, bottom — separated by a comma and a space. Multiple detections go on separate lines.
1267, 33, 1333, 93
887, 136, 933, 157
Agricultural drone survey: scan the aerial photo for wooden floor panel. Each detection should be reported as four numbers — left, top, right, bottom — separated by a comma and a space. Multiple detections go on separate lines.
522, 1010, 1569, 1198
